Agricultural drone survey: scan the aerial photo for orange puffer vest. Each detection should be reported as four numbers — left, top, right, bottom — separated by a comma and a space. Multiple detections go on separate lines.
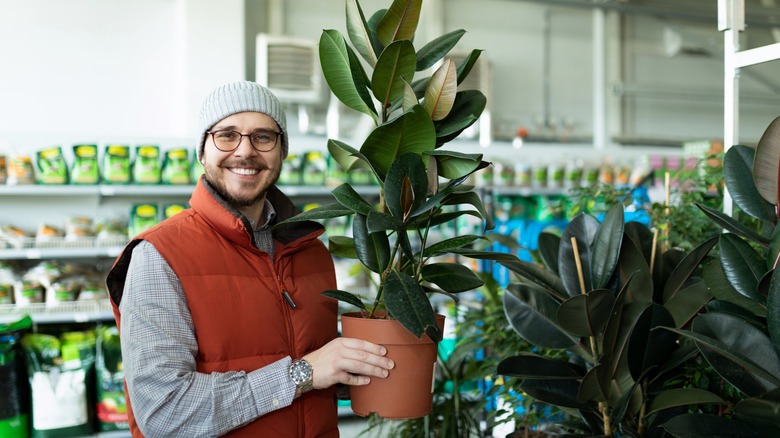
106, 181, 338, 437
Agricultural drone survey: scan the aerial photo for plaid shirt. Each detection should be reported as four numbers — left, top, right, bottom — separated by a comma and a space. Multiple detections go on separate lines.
119, 192, 297, 437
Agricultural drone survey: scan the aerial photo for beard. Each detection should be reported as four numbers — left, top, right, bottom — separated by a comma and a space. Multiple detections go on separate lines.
204, 161, 281, 208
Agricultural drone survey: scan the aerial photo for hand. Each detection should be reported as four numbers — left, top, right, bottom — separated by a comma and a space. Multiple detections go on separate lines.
303, 338, 394, 389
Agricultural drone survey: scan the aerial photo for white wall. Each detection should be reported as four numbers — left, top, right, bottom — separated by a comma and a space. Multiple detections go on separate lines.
0, 0, 245, 155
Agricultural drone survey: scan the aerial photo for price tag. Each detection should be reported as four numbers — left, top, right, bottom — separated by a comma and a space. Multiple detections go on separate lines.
24, 249, 41, 259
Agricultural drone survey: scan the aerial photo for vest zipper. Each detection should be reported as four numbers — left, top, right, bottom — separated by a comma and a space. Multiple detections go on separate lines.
275, 269, 304, 436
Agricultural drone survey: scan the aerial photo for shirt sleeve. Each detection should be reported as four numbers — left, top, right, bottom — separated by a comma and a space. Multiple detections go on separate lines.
119, 240, 297, 438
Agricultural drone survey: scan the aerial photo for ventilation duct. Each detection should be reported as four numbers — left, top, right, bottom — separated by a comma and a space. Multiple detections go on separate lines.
255, 33, 322, 104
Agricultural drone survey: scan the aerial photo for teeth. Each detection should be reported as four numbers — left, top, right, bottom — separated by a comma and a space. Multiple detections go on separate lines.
230, 168, 259, 175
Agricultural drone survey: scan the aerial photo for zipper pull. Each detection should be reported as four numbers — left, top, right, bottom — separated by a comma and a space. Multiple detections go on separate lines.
282, 290, 297, 309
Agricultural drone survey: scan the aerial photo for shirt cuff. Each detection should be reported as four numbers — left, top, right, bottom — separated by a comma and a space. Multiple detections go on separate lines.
247, 357, 296, 417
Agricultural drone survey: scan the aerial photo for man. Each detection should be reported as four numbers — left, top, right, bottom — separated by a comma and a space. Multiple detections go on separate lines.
106, 81, 394, 437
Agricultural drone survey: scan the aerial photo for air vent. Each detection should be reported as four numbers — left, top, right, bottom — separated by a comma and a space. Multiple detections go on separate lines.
256, 34, 322, 104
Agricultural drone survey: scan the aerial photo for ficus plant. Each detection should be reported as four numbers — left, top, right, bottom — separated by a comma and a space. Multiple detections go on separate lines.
278, 0, 513, 341
496, 203, 726, 437
659, 116, 780, 437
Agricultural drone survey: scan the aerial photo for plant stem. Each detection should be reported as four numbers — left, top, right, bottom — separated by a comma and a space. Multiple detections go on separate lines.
637, 382, 647, 435
370, 234, 403, 317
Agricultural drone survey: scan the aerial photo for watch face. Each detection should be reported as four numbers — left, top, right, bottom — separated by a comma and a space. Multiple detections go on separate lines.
290, 360, 312, 385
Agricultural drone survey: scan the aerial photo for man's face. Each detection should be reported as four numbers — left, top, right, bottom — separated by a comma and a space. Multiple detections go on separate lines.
201, 111, 283, 208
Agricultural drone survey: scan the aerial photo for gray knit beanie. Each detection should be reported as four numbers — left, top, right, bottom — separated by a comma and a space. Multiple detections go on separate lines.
198, 80, 288, 160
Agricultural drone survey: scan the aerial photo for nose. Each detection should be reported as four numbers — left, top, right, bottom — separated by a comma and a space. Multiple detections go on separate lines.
233, 134, 258, 157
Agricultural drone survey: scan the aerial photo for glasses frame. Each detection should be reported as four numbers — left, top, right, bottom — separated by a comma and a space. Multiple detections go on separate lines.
207, 129, 282, 153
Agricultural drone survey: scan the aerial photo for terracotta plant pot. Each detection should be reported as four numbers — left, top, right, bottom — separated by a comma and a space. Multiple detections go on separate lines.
340, 312, 445, 419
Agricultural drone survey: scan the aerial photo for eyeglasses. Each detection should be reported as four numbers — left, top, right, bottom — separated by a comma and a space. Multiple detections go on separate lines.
207, 129, 282, 152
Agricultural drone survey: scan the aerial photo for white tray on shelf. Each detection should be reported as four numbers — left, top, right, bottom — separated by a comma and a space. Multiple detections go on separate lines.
0, 299, 115, 324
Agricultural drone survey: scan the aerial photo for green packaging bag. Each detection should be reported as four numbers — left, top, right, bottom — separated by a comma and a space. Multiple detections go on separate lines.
278, 153, 303, 185
129, 204, 159, 238
35, 147, 68, 185
133, 145, 161, 184
0, 316, 32, 438
162, 203, 187, 221
161, 149, 191, 185
302, 151, 327, 186
95, 326, 128, 432
22, 331, 96, 438
70, 145, 99, 185
190, 149, 204, 184
102, 145, 131, 184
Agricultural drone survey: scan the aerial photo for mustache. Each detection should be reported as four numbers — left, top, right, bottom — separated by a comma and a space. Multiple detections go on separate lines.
221, 160, 267, 169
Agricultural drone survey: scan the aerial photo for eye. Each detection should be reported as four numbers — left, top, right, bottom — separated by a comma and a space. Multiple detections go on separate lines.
215, 130, 240, 140
251, 131, 276, 143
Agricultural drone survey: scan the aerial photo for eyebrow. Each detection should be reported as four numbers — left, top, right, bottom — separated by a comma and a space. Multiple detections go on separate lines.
212, 124, 280, 133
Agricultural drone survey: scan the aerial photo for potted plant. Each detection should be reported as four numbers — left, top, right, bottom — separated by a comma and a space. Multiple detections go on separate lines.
497, 203, 726, 436
278, 0, 510, 419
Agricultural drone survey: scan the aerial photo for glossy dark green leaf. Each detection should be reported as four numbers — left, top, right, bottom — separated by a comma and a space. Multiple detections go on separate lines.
591, 203, 625, 290
647, 388, 725, 416
617, 234, 654, 304
423, 59, 457, 120
520, 379, 594, 411
331, 183, 375, 216
441, 191, 494, 230
720, 233, 768, 304
275, 202, 352, 225
383, 152, 427, 221
454, 49, 483, 86
352, 214, 391, 273
426, 149, 482, 180
769, 226, 780, 272
322, 289, 367, 311
664, 280, 712, 328
697, 203, 770, 245
411, 209, 481, 229
448, 248, 521, 261
705, 300, 767, 330
503, 282, 579, 349
735, 388, 780, 426
328, 236, 358, 259
767, 268, 780, 360
361, 105, 436, 179
624, 221, 655, 262
557, 289, 614, 337
384, 270, 438, 339
433, 90, 486, 141
538, 232, 561, 274
372, 40, 416, 107
725, 144, 775, 221
578, 364, 609, 403
605, 300, 652, 380
327, 139, 374, 174
497, 352, 583, 379
365, 210, 403, 233
346, 0, 378, 66
753, 116, 780, 205
415, 29, 466, 71
319, 29, 377, 120
662, 413, 778, 438
422, 235, 482, 257
663, 235, 718, 304
559, 213, 600, 296
703, 260, 767, 317
498, 259, 568, 299
627, 304, 677, 380
422, 263, 483, 293
376, 0, 421, 46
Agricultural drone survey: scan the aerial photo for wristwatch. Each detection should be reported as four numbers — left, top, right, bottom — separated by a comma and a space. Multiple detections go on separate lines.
289, 359, 314, 393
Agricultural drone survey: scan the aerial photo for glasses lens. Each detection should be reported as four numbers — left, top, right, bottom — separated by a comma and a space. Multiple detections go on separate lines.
213, 130, 241, 151
249, 130, 279, 152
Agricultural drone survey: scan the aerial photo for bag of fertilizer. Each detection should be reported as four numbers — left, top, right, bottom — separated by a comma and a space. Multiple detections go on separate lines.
0, 316, 32, 438
95, 326, 128, 431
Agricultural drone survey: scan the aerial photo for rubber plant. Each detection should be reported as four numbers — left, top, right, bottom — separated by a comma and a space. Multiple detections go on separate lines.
496, 203, 725, 437
660, 116, 780, 437
278, 0, 509, 342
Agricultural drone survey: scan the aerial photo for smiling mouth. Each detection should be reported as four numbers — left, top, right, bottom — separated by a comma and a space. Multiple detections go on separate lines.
229, 168, 260, 176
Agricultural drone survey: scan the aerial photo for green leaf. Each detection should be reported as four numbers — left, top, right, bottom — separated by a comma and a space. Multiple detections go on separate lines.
578, 364, 610, 403
538, 232, 561, 274
372, 40, 416, 108
648, 388, 725, 416
697, 203, 770, 245
401, 80, 418, 112
360, 105, 436, 180
767, 268, 780, 361
454, 49, 483, 86
725, 144, 775, 221
559, 213, 600, 297
353, 214, 391, 273
434, 90, 486, 144
423, 59, 457, 121
591, 203, 624, 290
275, 202, 352, 225
319, 29, 377, 121
322, 289, 367, 311
753, 116, 780, 205
328, 236, 358, 259
627, 303, 677, 380
423, 235, 482, 256
331, 183, 375, 216
663, 235, 718, 303
426, 150, 482, 180
703, 261, 767, 317
617, 234, 654, 305
664, 280, 712, 328
719, 233, 768, 304
383, 153, 428, 221
376, 0, 422, 46
365, 210, 403, 233
497, 352, 583, 379
346, 0, 378, 66
503, 282, 580, 349
327, 139, 373, 173
735, 388, 780, 426
520, 379, 595, 411
416, 29, 467, 71
384, 270, 438, 339
441, 191, 494, 230
663, 413, 779, 438
499, 259, 568, 299
557, 289, 614, 337
422, 263, 484, 293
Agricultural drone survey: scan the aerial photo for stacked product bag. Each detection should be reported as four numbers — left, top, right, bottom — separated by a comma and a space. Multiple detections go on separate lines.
0, 316, 32, 438
21, 330, 96, 438
95, 326, 128, 432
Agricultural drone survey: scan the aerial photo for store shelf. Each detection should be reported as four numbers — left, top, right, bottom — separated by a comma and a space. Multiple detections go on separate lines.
488, 186, 569, 197
0, 299, 115, 324
0, 236, 128, 260
0, 184, 381, 198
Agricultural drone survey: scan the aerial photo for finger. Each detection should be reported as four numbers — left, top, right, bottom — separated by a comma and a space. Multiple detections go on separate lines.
338, 338, 387, 356
340, 348, 395, 371
338, 358, 391, 379
340, 372, 370, 386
